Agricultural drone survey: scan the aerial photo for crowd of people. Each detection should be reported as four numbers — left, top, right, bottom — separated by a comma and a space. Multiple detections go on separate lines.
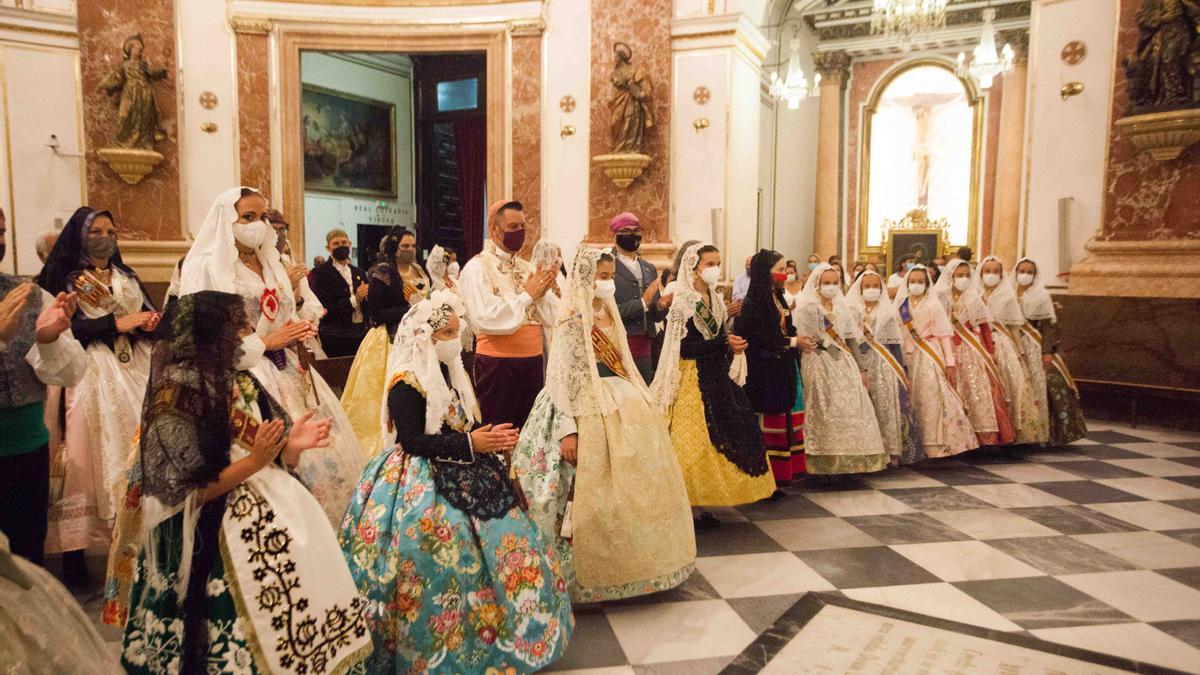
0, 188, 1086, 673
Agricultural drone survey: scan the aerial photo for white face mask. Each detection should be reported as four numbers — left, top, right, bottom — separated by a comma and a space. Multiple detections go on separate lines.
594, 279, 616, 300
982, 273, 1001, 287
819, 284, 839, 299
1016, 272, 1035, 287
908, 283, 927, 296
434, 336, 463, 364
699, 266, 721, 287
953, 277, 971, 292
232, 220, 271, 249
235, 333, 266, 370
862, 288, 882, 302
786, 273, 796, 283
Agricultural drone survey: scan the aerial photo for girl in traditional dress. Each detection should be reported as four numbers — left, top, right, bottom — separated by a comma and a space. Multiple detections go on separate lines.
974, 256, 1047, 444
339, 290, 572, 673
845, 270, 924, 466
734, 249, 811, 485
513, 248, 695, 602
791, 264, 888, 475
935, 259, 1016, 446
894, 266, 978, 458
1013, 257, 1087, 445
121, 290, 371, 674
37, 207, 159, 570
180, 187, 364, 525
651, 243, 775, 519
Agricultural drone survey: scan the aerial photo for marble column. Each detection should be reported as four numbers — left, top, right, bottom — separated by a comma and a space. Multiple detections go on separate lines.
812, 50, 850, 260
232, 18, 273, 201
511, 19, 544, 255
991, 31, 1028, 265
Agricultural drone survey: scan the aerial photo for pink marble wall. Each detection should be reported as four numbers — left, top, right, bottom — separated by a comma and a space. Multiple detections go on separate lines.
1100, 0, 1200, 241
588, 0, 672, 243
79, 0, 181, 241
237, 33, 272, 201
511, 33, 542, 255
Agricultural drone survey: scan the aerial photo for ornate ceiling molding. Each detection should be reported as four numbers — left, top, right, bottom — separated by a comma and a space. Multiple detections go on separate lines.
799, 0, 1031, 57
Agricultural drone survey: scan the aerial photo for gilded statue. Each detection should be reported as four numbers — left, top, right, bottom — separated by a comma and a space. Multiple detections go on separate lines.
99, 34, 169, 150
1123, 0, 1200, 111
609, 42, 655, 154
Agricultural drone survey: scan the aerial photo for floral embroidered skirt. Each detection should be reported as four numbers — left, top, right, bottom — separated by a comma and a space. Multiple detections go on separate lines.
339, 449, 573, 674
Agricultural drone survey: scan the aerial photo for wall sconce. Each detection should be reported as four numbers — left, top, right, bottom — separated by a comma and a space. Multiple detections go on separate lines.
46, 134, 83, 158
693, 118, 710, 132
1061, 82, 1084, 101
560, 124, 576, 139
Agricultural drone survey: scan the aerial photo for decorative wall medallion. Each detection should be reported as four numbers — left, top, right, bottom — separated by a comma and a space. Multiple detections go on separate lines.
1061, 41, 1086, 65
200, 91, 218, 109
559, 95, 576, 113
693, 86, 711, 105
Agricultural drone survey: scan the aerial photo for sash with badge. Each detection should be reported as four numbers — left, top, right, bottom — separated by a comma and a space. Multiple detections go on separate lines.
1021, 322, 1079, 395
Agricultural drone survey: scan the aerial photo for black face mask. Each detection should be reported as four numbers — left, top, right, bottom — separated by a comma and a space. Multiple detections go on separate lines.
616, 232, 642, 253
332, 245, 350, 261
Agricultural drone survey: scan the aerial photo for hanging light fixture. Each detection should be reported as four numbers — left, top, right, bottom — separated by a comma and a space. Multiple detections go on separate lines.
770, 34, 820, 110
956, 8, 1014, 90
871, 0, 949, 46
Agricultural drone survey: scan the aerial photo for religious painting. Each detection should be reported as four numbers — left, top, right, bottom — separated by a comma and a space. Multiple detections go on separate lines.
859, 61, 981, 256
885, 229, 944, 279
302, 84, 396, 197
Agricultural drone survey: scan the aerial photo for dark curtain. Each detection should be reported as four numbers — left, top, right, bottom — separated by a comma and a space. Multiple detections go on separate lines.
454, 116, 487, 260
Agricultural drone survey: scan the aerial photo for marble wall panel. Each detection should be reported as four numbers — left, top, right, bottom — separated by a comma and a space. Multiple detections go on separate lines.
512, 33, 542, 255
1099, 0, 1200, 241
237, 32, 272, 201
79, 0, 181, 240
588, 0, 672, 243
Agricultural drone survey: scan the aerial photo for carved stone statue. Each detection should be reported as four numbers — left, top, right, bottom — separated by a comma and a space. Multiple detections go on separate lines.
1123, 0, 1200, 112
99, 34, 169, 149
609, 42, 655, 154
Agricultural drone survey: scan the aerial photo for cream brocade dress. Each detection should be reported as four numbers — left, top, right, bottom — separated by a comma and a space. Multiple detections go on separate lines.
903, 297, 978, 458
989, 320, 1046, 445
514, 324, 696, 602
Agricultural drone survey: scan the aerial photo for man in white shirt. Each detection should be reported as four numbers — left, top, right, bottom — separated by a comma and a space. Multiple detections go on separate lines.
458, 199, 557, 427
309, 229, 369, 357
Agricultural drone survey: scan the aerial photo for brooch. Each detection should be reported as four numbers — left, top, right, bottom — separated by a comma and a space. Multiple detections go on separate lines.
260, 288, 279, 321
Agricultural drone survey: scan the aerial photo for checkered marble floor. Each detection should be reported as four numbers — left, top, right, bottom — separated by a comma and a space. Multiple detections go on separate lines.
75, 420, 1200, 673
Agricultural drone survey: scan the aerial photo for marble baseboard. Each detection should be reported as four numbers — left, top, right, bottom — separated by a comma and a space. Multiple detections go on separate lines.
1068, 239, 1200, 298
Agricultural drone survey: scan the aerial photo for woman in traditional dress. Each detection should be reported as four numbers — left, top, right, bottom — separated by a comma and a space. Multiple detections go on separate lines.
782, 260, 804, 310
935, 259, 1015, 446
734, 249, 810, 485
894, 266, 978, 458
845, 270, 924, 466
339, 290, 572, 673
180, 187, 364, 525
37, 207, 159, 569
121, 290, 371, 674
513, 248, 694, 602
368, 227, 429, 338
974, 256, 1046, 444
651, 243, 774, 520
791, 264, 888, 476
1013, 257, 1087, 445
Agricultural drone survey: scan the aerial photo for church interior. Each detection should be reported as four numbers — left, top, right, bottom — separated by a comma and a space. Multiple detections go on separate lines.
1, 0, 1199, 672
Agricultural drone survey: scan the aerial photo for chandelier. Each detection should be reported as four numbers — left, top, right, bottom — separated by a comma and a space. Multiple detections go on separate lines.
769, 35, 820, 110
871, 0, 949, 46
956, 8, 1014, 90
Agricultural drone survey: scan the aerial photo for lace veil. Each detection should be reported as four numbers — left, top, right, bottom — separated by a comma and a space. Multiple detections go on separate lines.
427, 244, 450, 290
793, 262, 862, 342
1013, 256, 1056, 321
650, 242, 717, 411
894, 265, 954, 337
845, 269, 903, 345
972, 255, 1025, 326
934, 258, 992, 325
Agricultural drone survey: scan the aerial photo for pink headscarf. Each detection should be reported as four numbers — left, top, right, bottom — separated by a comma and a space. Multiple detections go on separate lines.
610, 212, 640, 232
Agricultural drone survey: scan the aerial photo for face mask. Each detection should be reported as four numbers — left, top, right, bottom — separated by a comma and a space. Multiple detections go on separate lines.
86, 235, 118, 261
786, 273, 796, 283
819, 284, 839, 299
953, 277, 971, 292
908, 283, 926, 296
501, 228, 526, 253
771, 271, 789, 284
235, 333, 266, 370
982, 273, 1001, 287
862, 288, 882, 302
807, 262, 819, 271
233, 220, 270, 249
397, 250, 416, 266
699, 266, 721, 287
448, 262, 460, 277
593, 278, 616, 300
332, 245, 350, 261
1017, 273, 1035, 287
434, 336, 463, 364
903, 262, 914, 272
615, 232, 642, 253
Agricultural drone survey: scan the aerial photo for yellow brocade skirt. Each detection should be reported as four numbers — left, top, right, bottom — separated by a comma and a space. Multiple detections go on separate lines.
669, 359, 776, 507
340, 325, 390, 459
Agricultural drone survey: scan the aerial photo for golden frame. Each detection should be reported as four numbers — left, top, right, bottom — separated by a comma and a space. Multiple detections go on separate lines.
277, 24, 507, 262
856, 57, 984, 261
301, 82, 398, 199
882, 226, 949, 279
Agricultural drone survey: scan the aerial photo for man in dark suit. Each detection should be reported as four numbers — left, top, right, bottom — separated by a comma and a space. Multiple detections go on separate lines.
309, 229, 369, 357
609, 212, 670, 383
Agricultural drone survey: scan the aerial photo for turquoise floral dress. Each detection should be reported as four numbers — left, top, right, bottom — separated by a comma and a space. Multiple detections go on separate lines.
339, 370, 572, 674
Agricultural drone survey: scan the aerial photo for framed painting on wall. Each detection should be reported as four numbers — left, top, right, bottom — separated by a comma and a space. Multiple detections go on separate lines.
302, 84, 396, 198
